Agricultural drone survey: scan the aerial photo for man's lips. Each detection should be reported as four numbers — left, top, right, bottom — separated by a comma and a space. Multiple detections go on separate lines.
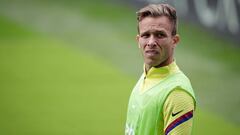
145, 50, 159, 56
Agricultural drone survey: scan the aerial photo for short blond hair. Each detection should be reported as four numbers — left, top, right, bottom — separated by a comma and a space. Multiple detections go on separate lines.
136, 4, 177, 35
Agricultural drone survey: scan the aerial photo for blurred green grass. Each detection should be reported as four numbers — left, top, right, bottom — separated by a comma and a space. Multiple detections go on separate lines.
0, 35, 133, 135
0, 0, 240, 134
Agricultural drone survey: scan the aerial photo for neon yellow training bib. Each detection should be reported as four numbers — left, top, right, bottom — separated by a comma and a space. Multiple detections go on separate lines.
125, 70, 196, 135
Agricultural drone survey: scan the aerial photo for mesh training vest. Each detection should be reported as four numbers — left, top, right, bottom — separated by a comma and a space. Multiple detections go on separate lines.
125, 71, 196, 135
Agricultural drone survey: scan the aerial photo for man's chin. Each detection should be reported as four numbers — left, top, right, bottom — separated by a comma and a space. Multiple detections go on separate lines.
145, 60, 161, 67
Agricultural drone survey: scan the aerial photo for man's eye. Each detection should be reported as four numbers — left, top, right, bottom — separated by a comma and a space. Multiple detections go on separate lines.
141, 33, 150, 38
156, 33, 166, 38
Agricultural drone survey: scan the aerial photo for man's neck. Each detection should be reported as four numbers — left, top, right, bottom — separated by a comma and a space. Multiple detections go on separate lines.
145, 58, 174, 74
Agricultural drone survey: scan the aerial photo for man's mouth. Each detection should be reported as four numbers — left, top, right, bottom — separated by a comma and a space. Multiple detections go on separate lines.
145, 50, 159, 56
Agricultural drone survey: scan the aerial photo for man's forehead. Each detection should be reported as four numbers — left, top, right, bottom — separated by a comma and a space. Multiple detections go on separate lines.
139, 17, 172, 33
140, 23, 167, 30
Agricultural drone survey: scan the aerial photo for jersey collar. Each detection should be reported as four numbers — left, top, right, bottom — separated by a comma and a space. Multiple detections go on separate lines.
144, 61, 179, 79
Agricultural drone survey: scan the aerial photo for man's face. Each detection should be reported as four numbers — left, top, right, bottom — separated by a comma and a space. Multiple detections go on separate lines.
137, 16, 179, 69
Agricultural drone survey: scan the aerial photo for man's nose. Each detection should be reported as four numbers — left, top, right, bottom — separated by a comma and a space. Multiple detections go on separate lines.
147, 36, 157, 47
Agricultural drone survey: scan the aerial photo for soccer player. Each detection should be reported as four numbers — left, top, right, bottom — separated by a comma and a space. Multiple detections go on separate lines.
125, 4, 196, 135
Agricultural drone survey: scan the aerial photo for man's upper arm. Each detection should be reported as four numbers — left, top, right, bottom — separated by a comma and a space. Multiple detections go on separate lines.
163, 89, 195, 135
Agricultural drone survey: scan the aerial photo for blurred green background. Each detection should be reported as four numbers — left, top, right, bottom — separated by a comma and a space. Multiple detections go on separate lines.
0, 0, 240, 134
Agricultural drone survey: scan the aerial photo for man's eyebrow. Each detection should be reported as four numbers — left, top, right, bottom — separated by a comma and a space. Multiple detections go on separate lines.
140, 31, 149, 35
140, 30, 166, 35
154, 30, 167, 35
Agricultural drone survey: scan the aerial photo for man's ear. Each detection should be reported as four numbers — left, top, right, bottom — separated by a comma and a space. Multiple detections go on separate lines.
172, 34, 180, 47
136, 35, 140, 48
